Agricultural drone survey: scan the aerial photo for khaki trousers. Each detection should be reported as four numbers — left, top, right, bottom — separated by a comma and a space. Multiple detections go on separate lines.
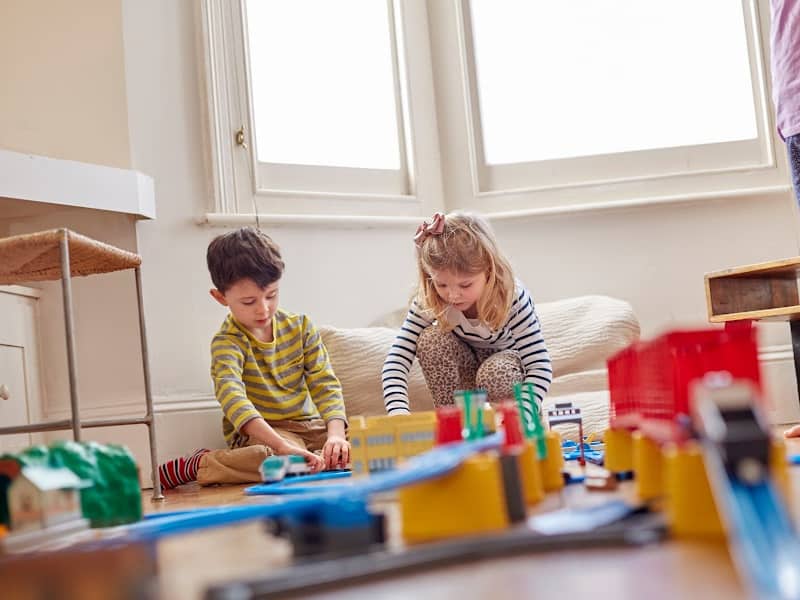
197, 418, 328, 485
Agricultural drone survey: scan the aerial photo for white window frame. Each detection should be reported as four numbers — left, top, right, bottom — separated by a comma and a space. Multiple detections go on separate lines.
199, 0, 790, 224
199, 0, 443, 222
429, 0, 789, 215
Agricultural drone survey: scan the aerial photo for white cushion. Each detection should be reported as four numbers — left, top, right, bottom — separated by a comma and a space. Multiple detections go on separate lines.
320, 326, 434, 417
537, 295, 640, 376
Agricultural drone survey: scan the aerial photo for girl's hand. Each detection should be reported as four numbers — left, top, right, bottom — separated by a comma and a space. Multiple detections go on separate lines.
322, 434, 350, 470
277, 441, 324, 472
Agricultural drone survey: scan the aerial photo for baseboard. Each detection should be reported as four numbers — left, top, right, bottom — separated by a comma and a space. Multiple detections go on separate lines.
154, 392, 219, 413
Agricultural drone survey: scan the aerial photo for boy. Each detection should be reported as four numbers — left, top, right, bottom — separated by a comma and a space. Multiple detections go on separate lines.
158, 227, 349, 489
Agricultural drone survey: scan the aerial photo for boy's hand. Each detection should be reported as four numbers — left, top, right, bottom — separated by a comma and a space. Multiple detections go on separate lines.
322, 434, 350, 470
276, 442, 324, 472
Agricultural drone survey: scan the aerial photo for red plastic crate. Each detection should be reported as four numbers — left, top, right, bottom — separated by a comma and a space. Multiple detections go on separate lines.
607, 343, 642, 429
607, 326, 761, 444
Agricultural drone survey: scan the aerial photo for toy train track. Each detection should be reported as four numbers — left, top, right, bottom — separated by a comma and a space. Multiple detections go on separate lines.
694, 377, 800, 600
204, 505, 665, 600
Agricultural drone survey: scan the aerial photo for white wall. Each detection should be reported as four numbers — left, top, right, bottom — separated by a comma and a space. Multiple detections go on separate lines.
2, 1, 799, 487
0, 0, 132, 169
0, 1, 150, 477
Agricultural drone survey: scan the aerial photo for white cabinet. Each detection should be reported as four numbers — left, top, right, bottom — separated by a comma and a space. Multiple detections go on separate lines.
0, 286, 43, 453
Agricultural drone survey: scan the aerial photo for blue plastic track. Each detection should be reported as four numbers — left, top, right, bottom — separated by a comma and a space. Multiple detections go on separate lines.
119, 433, 502, 542
703, 449, 800, 600
722, 479, 800, 599
245, 470, 352, 494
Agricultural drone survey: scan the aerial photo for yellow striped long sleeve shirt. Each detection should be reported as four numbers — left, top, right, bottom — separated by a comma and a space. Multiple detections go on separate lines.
210, 310, 346, 446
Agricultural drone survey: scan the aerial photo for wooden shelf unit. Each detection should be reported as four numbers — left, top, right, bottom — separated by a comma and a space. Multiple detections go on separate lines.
705, 257, 800, 323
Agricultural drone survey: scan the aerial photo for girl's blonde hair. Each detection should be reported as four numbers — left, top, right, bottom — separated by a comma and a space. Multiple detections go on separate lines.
416, 212, 515, 331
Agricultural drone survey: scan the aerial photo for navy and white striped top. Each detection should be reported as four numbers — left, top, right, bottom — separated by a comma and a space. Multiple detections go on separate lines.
382, 281, 552, 420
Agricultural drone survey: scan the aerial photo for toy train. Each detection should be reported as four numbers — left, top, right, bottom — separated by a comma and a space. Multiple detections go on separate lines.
607, 323, 762, 445
260, 454, 312, 482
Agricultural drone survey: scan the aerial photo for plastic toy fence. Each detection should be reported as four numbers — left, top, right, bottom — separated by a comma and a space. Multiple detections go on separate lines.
607, 326, 761, 444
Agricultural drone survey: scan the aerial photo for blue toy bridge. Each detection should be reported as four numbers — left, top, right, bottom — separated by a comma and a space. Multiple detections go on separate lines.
694, 385, 800, 600
701, 445, 800, 600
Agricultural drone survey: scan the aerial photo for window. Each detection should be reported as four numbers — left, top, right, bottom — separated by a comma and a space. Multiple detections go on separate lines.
468, 1, 758, 164
246, 0, 402, 187
201, 0, 442, 219
200, 0, 782, 222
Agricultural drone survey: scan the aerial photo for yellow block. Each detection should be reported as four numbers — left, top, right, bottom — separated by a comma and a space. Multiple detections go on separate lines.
399, 453, 508, 544
663, 441, 724, 539
483, 403, 497, 434
348, 417, 368, 475
605, 428, 634, 473
770, 437, 792, 509
540, 431, 564, 491
518, 440, 545, 505
633, 431, 663, 501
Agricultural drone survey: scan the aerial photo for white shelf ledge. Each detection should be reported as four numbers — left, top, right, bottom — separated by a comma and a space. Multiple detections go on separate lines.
0, 148, 155, 219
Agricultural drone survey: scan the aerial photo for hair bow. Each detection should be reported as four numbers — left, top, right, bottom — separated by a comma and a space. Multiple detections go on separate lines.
414, 212, 446, 248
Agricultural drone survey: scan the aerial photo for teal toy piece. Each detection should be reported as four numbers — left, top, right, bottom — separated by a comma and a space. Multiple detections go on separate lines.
514, 382, 547, 459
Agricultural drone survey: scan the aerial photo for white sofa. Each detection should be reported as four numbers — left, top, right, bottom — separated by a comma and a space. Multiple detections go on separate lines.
319, 295, 640, 440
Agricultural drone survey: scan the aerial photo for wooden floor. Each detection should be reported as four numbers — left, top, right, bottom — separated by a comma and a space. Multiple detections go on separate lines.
142, 437, 800, 600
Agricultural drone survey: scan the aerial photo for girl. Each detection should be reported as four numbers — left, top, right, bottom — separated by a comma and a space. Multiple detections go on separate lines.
382, 212, 551, 424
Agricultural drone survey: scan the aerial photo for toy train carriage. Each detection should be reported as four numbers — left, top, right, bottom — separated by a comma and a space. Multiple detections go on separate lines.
349, 412, 436, 475
607, 326, 761, 444
260, 454, 310, 482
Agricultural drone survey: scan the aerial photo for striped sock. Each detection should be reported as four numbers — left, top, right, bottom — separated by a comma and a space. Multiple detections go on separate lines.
158, 448, 210, 490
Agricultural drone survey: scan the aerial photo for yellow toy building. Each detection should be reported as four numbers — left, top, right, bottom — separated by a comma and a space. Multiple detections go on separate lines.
349, 412, 436, 475
395, 413, 437, 460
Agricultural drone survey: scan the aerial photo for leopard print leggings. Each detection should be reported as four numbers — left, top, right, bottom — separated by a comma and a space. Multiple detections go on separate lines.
416, 325, 524, 407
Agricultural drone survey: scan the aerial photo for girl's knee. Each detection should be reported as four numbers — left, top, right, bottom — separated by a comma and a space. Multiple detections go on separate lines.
476, 357, 523, 401
417, 326, 460, 354
417, 328, 471, 372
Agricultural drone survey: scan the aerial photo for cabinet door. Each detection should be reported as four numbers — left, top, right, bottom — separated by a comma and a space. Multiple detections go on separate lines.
0, 345, 32, 452
0, 288, 41, 453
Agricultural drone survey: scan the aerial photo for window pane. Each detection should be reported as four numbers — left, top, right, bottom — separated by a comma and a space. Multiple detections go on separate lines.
469, 0, 758, 165
246, 0, 401, 169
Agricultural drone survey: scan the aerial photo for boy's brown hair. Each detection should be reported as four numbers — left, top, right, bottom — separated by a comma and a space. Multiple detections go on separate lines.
206, 227, 284, 293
